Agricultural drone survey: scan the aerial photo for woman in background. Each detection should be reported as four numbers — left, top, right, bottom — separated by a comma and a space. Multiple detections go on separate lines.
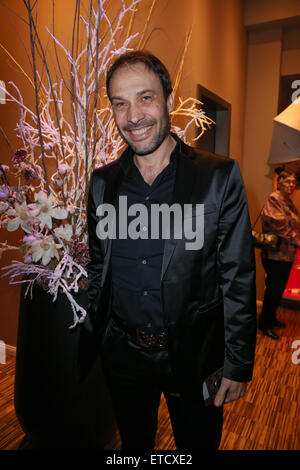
258, 168, 300, 339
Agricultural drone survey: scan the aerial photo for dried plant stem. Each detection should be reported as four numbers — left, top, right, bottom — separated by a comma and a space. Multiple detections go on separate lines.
0, 126, 15, 155
24, 0, 50, 193
126, 6, 136, 39
91, 0, 101, 171
137, 0, 156, 49
69, 0, 81, 197
25, 1, 66, 166
84, 0, 93, 197
0, 42, 35, 89
51, 0, 73, 99
172, 29, 192, 98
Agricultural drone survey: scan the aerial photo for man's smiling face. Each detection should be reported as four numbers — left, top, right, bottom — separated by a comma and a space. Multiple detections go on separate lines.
109, 62, 173, 156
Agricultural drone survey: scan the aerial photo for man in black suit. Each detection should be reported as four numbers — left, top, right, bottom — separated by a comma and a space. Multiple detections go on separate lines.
84, 50, 257, 450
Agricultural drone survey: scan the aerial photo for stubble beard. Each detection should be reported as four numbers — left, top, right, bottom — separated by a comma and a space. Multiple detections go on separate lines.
117, 107, 171, 156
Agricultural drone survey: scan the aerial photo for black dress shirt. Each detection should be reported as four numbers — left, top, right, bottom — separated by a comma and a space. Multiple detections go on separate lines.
111, 145, 177, 332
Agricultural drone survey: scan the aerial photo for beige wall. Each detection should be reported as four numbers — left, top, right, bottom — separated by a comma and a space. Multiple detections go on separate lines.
245, 0, 300, 27
242, 1, 300, 300
0, 0, 249, 347
281, 28, 300, 75
241, 28, 282, 300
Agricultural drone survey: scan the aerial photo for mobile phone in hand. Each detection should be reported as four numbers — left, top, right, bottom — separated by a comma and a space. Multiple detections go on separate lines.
202, 367, 223, 407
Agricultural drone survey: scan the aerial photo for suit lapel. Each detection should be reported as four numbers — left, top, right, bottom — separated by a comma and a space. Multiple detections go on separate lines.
102, 161, 124, 256
161, 149, 197, 280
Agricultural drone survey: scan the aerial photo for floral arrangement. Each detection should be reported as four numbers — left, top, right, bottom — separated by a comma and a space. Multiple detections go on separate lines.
0, 0, 213, 326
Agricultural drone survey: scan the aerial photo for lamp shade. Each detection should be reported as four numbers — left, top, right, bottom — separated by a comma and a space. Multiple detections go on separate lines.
268, 100, 300, 166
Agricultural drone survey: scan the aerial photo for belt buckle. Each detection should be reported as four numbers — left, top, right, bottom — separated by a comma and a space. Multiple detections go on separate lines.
136, 329, 167, 350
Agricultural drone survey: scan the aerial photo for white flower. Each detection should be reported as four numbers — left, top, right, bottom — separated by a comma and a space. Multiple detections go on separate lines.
54, 224, 73, 241
54, 224, 82, 241
33, 191, 68, 229
53, 178, 63, 187
30, 235, 61, 266
57, 163, 70, 176
23, 233, 42, 244
6, 201, 39, 233
0, 201, 9, 213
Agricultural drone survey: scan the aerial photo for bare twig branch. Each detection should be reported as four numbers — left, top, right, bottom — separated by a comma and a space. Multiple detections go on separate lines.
23, 0, 50, 192
25, 2, 66, 165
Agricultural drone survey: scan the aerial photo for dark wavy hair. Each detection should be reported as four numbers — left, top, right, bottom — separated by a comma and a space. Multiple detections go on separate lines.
106, 50, 173, 101
275, 167, 299, 187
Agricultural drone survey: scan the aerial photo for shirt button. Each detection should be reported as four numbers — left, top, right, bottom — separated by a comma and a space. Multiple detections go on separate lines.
142, 226, 147, 231
145, 196, 149, 200
143, 290, 148, 296
142, 259, 147, 265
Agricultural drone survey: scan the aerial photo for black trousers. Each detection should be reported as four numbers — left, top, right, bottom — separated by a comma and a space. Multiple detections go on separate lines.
100, 318, 223, 450
259, 257, 293, 329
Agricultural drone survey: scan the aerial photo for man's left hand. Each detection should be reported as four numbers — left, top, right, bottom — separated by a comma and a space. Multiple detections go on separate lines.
214, 377, 247, 407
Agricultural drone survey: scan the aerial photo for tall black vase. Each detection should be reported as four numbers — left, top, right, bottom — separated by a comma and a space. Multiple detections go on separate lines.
14, 283, 116, 449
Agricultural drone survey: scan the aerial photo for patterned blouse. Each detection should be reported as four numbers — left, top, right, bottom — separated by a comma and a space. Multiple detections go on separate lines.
261, 189, 300, 262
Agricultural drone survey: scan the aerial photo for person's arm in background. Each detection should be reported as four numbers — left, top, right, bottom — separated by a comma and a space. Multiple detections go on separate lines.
262, 195, 300, 247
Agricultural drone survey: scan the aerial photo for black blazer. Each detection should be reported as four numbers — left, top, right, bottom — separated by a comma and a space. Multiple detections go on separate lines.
81, 138, 257, 397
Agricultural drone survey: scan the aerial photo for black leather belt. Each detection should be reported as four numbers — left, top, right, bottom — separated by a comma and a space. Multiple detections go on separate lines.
111, 314, 168, 350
